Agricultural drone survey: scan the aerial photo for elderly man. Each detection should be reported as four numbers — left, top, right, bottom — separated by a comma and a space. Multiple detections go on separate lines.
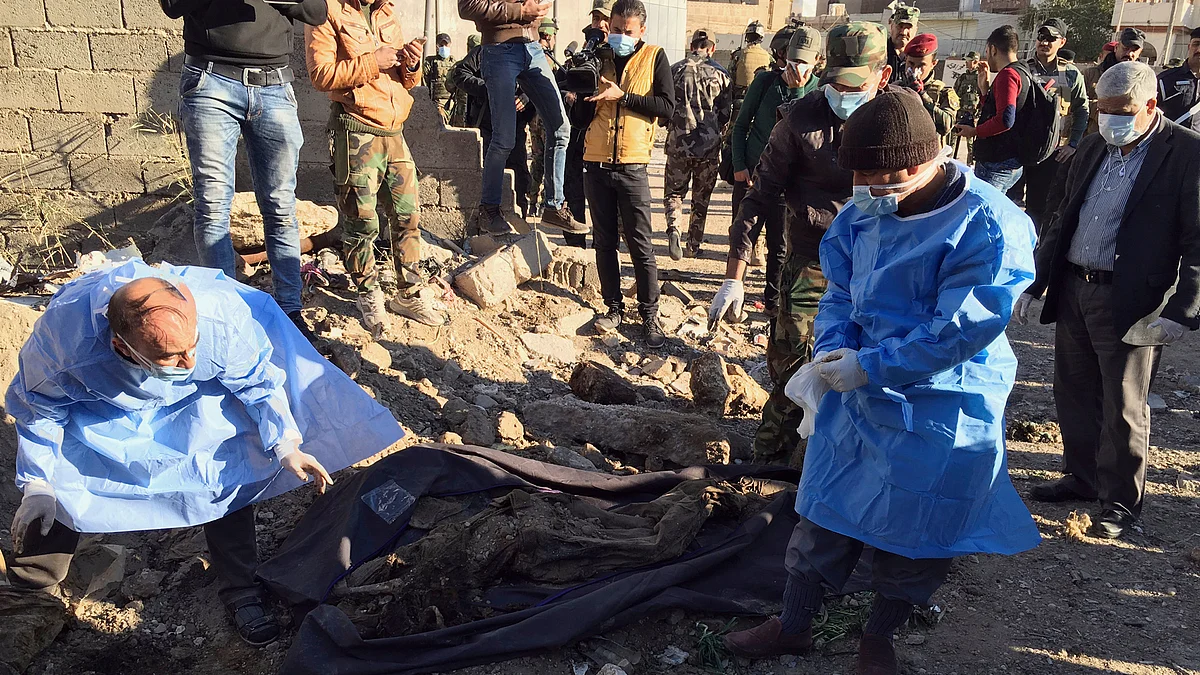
1019, 61, 1200, 539
724, 89, 1040, 675
1084, 28, 1144, 135
2, 260, 402, 657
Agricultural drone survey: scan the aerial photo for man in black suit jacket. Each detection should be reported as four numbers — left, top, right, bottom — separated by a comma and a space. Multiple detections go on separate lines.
1013, 61, 1200, 539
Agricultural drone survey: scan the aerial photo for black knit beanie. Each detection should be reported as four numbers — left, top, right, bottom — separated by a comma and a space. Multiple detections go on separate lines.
837, 89, 941, 171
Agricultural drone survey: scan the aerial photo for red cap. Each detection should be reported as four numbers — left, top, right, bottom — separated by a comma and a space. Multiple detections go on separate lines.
1102, 41, 1117, 52
903, 33, 938, 58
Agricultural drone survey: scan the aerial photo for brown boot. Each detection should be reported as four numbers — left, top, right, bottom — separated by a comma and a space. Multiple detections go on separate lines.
856, 634, 898, 675
722, 617, 813, 658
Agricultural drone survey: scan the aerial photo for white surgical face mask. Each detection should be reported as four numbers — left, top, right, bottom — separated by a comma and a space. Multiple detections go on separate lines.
437, 46, 451, 59
117, 331, 198, 382
825, 84, 872, 120
851, 160, 943, 217
1098, 111, 1143, 147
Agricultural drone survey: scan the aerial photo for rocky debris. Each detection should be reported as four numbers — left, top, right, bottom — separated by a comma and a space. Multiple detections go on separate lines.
121, 568, 167, 601
524, 399, 731, 467
549, 445, 601, 472
1008, 419, 1062, 444
689, 353, 732, 408
905, 633, 927, 646
596, 666, 628, 675
228, 193, 338, 251
475, 394, 499, 409
466, 234, 504, 257
329, 342, 362, 380
0, 587, 67, 674
439, 431, 465, 445
557, 309, 596, 336
726, 362, 769, 413
1177, 470, 1199, 491
577, 443, 620, 472
454, 231, 556, 308
1148, 393, 1168, 411
544, 245, 601, 299
569, 360, 639, 405
442, 397, 497, 446
360, 342, 393, 371
496, 411, 525, 443
74, 543, 128, 602
658, 645, 689, 666
660, 281, 694, 306
520, 333, 579, 363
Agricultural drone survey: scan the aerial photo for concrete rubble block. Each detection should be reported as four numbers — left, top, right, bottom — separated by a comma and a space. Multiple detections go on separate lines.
690, 352, 733, 410
726, 362, 769, 412
227, 192, 338, 250
89, 33, 169, 71
556, 309, 595, 336
523, 399, 732, 468
496, 410, 525, 443
28, 111, 106, 155
545, 245, 601, 299
442, 396, 497, 446
360, 342, 392, 371
45, 0, 123, 28
0, 69, 59, 110
466, 233, 502, 257
569, 360, 639, 405
641, 357, 675, 382
12, 29, 90, 69
68, 542, 128, 601
660, 280, 695, 306
520, 332, 578, 363
58, 70, 137, 114
454, 230, 555, 308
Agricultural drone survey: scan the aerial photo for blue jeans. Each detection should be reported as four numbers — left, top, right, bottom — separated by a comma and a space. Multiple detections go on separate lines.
480, 42, 570, 208
974, 158, 1024, 194
178, 64, 304, 314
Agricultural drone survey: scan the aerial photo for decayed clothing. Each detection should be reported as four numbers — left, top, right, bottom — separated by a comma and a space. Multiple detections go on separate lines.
5, 260, 403, 532
665, 52, 732, 160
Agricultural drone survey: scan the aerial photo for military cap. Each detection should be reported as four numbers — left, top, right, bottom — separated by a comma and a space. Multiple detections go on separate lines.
965, 50, 979, 59
788, 25, 823, 63
590, 0, 614, 18
1037, 18, 1067, 41
539, 18, 557, 35
824, 21, 888, 87
1166, 57, 1183, 68
692, 28, 712, 43
1120, 27, 1145, 48
891, 3, 919, 25
903, 33, 937, 57
436, 33, 451, 46
467, 33, 482, 49
1059, 48, 1075, 61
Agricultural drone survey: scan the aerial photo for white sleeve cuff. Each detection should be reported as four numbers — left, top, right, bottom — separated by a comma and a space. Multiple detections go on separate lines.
23, 478, 55, 499
272, 429, 303, 460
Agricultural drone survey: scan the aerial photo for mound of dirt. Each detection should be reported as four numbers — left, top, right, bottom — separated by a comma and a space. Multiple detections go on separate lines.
0, 299, 41, 507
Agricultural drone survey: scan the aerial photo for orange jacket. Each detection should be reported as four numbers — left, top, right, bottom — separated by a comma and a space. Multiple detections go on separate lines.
305, 0, 421, 131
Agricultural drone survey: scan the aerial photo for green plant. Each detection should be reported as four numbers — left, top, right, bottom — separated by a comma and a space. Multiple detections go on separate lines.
693, 618, 739, 673
811, 593, 872, 647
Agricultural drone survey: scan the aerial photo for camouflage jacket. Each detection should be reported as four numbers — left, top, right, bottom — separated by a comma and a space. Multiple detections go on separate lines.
919, 75, 959, 142
954, 69, 981, 114
423, 54, 456, 101
666, 52, 733, 159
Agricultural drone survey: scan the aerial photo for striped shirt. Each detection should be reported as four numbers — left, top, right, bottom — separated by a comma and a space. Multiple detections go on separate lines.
1067, 115, 1161, 271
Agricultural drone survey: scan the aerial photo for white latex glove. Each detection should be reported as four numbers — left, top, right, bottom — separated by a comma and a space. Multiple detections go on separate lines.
1013, 293, 1034, 325
817, 349, 869, 392
1148, 317, 1187, 344
11, 479, 56, 555
708, 279, 745, 330
785, 358, 832, 439
280, 450, 334, 494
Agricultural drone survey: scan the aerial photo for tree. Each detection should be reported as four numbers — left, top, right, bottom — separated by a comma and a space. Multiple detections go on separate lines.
1020, 0, 1115, 63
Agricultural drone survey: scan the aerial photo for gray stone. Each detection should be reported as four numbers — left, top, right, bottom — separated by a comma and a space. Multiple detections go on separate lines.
689, 353, 732, 409
549, 446, 600, 472
596, 666, 628, 675
360, 342, 392, 371
329, 343, 361, 380
520, 332, 578, 363
1148, 393, 1168, 411
121, 568, 167, 600
442, 397, 496, 446
475, 394, 499, 409
569, 360, 639, 405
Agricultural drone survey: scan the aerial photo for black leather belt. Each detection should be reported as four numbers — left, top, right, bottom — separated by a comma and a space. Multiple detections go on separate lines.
1070, 263, 1113, 284
185, 55, 294, 86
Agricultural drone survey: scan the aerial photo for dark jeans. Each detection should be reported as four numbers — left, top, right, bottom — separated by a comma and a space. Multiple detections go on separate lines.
481, 108, 533, 218
563, 126, 589, 248
584, 162, 658, 314
785, 516, 951, 606
3, 506, 260, 605
1054, 274, 1160, 518
731, 178, 786, 311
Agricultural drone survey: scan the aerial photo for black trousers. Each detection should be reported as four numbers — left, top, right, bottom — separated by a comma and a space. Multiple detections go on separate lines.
785, 516, 951, 607
563, 126, 589, 248
2, 506, 261, 605
584, 161, 658, 314
1022, 154, 1070, 233
732, 178, 787, 311
481, 108, 534, 218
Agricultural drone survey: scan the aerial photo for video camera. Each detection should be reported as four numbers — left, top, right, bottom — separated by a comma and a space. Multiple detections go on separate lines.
955, 109, 976, 127
562, 28, 613, 95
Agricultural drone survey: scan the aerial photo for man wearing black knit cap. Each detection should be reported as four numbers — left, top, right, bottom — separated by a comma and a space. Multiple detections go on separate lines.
723, 89, 1040, 675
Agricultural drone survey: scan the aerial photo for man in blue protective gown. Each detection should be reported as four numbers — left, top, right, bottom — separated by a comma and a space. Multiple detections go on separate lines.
724, 90, 1041, 674
2, 259, 403, 650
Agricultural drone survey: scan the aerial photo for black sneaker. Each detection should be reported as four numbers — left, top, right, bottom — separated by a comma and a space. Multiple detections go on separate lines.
287, 310, 318, 344
540, 206, 591, 234
594, 308, 623, 333
642, 312, 666, 349
477, 204, 512, 235
667, 227, 683, 261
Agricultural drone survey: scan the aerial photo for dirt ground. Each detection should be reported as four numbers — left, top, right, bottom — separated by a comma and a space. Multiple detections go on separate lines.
2, 148, 1199, 675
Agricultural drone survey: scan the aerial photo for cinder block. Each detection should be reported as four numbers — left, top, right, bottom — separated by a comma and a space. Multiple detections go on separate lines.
0, 111, 31, 153
45, 0, 123, 28
298, 120, 330, 164
90, 33, 168, 71
0, 68, 60, 109
37, 191, 116, 231
70, 154, 146, 192
13, 29, 90, 69
121, 0, 182, 30
135, 72, 180, 114
58, 70, 136, 113
410, 127, 482, 170
293, 81, 331, 122
165, 34, 184, 72
453, 231, 555, 308
106, 115, 184, 157
0, 151, 72, 190
438, 168, 482, 208
0, 30, 15, 68
29, 111, 107, 155
0, 0, 47, 27
419, 208, 468, 241
418, 173, 440, 207
142, 159, 188, 195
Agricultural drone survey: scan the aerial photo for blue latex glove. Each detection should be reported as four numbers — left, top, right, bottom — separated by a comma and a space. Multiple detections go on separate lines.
817, 349, 869, 392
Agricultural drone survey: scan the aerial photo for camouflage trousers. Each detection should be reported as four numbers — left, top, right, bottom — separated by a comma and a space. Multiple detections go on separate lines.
663, 151, 720, 245
332, 127, 422, 293
527, 114, 547, 208
754, 256, 828, 467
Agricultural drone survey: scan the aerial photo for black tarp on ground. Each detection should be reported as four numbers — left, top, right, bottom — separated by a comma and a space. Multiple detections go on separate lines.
261, 445, 802, 675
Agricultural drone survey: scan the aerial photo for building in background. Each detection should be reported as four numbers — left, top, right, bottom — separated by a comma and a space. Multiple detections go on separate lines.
1111, 0, 1193, 65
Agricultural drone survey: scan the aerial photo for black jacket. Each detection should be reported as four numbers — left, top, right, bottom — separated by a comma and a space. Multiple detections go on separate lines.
1030, 119, 1200, 339
1156, 65, 1200, 124
160, 0, 327, 67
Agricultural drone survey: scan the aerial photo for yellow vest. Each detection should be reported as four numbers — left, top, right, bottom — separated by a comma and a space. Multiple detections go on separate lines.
584, 44, 662, 165
734, 44, 771, 89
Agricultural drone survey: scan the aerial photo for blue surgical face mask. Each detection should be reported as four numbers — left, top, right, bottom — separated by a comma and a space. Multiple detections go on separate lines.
824, 84, 871, 120
1098, 112, 1142, 147
117, 332, 197, 383
437, 46, 451, 59
851, 161, 942, 217
608, 33, 638, 57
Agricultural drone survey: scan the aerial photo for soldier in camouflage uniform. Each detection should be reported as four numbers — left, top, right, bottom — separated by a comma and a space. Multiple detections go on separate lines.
663, 31, 732, 260
729, 20, 771, 120
423, 33, 456, 124
526, 18, 558, 212
709, 22, 890, 467
953, 51, 981, 162
901, 34, 959, 146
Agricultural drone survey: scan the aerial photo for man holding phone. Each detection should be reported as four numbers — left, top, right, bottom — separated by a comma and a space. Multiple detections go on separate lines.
458, 0, 590, 236
307, 0, 448, 335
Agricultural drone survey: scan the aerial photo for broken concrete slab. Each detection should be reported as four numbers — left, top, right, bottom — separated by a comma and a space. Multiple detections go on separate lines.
569, 360, 639, 405
455, 231, 556, 308
360, 342, 392, 371
466, 234, 503, 257
690, 353, 732, 409
523, 399, 731, 467
641, 357, 675, 382
557, 309, 596, 336
228, 193, 337, 251
660, 280, 694, 306
545, 245, 601, 299
520, 332, 579, 363
726, 362, 769, 413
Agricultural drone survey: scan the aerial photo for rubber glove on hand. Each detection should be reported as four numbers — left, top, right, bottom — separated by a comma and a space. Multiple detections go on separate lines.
275, 434, 335, 494
817, 349, 869, 392
11, 479, 56, 555
1013, 293, 1034, 325
708, 279, 745, 330
1148, 317, 1187, 344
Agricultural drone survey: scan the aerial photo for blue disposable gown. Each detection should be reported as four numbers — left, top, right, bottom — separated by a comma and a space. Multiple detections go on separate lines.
5, 260, 404, 533
796, 168, 1042, 559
